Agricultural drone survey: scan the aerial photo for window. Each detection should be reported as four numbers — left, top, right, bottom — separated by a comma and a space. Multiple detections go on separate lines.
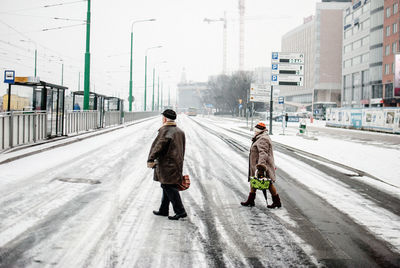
386, 26, 391, 36
353, 39, 362, 49
361, 19, 370, 30
362, 36, 369, 46
387, 7, 391, 18
344, 59, 352, 68
393, 23, 398, 34
361, 53, 369, 63
344, 44, 352, 54
363, 2, 370, 14
393, 42, 397, 54
354, 8, 362, 18
386, 45, 391, 56
344, 29, 352, 39
394, 3, 398, 14
385, 64, 390, 75
352, 56, 361, 66
393, 63, 395, 74
345, 14, 352, 24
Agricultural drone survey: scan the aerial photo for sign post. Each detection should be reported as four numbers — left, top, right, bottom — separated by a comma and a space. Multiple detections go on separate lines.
249, 83, 270, 130
270, 52, 305, 134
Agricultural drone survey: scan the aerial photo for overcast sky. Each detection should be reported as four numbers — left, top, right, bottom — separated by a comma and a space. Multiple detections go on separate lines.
0, 0, 319, 109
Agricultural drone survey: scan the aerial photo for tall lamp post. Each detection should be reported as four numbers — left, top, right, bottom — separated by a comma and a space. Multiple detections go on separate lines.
83, 0, 91, 110
129, 18, 156, 112
20, 39, 37, 77
144, 45, 162, 111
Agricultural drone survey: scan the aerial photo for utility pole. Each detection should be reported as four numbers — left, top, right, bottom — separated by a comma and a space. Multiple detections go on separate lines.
61, 63, 64, 86
239, 0, 245, 70
204, 11, 227, 74
152, 67, 155, 111
83, 0, 91, 110
157, 75, 160, 110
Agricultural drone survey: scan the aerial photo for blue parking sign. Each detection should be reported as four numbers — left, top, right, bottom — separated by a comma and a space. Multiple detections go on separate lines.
272, 75, 278, 81
272, 52, 278, 60
272, 64, 278, 70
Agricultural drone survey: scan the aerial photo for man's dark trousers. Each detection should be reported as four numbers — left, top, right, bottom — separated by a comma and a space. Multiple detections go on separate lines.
159, 184, 186, 215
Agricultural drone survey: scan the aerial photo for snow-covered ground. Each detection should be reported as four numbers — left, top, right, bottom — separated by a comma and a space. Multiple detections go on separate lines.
195, 115, 400, 253
0, 115, 399, 267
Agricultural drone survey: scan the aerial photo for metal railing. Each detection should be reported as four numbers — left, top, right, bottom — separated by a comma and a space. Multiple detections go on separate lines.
1, 110, 159, 152
104, 111, 122, 127
65, 111, 100, 135
124, 111, 159, 123
1, 111, 47, 151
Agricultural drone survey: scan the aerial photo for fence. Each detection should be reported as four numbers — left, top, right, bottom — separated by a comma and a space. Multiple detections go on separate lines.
104, 111, 122, 127
124, 111, 160, 123
326, 107, 400, 134
65, 111, 100, 135
1, 111, 47, 151
1, 110, 160, 152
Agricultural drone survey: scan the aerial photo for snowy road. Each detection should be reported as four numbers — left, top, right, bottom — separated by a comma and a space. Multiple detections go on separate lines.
0, 115, 399, 267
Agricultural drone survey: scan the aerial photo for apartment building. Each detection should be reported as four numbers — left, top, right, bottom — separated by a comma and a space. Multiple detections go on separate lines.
281, 2, 350, 111
382, 0, 400, 107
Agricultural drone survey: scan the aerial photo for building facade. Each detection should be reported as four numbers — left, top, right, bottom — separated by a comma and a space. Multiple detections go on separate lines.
342, 0, 385, 108
383, 0, 400, 107
281, 2, 350, 111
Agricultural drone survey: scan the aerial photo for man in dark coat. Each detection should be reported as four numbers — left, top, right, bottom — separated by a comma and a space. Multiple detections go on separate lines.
241, 122, 282, 208
147, 109, 187, 220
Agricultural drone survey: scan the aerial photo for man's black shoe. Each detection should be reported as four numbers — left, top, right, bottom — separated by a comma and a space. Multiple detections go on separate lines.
153, 210, 168, 216
168, 212, 187, 220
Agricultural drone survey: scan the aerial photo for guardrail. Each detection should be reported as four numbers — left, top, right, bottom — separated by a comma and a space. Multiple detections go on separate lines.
104, 111, 122, 127
1, 111, 47, 151
1, 110, 160, 152
124, 111, 160, 123
65, 111, 100, 135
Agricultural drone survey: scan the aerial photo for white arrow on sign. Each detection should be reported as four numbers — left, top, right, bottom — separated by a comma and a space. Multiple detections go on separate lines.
271, 75, 304, 86
271, 64, 304, 75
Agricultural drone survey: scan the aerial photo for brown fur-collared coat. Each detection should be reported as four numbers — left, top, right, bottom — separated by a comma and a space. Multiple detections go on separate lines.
248, 130, 276, 182
148, 122, 186, 184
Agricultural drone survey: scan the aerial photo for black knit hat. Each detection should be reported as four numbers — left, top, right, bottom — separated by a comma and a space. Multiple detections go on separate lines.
162, 109, 177, 120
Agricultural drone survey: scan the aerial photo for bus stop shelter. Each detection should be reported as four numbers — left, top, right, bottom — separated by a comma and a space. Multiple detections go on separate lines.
5, 77, 67, 137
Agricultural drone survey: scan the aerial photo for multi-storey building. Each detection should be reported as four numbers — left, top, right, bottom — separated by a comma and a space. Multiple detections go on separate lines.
281, 2, 350, 111
342, 0, 384, 107
383, 0, 400, 107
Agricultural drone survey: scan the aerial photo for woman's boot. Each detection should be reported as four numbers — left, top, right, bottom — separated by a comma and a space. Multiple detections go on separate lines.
267, 194, 281, 208
241, 192, 256, 207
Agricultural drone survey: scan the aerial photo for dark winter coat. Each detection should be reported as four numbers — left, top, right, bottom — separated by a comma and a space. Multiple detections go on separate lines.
248, 130, 276, 182
148, 122, 186, 184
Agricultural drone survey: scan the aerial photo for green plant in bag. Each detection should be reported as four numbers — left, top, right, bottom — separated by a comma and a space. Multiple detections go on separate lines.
250, 176, 271, 190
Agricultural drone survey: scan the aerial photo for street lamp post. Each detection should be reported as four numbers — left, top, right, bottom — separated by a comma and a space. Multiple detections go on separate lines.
144, 46, 162, 111
20, 39, 37, 77
129, 18, 156, 112
152, 67, 155, 111
83, 0, 91, 110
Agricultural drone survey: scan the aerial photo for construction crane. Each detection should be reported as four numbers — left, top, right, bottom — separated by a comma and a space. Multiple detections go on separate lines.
238, 0, 245, 71
204, 11, 228, 75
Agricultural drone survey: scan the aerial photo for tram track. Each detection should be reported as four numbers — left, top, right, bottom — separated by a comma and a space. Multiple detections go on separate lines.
187, 116, 400, 267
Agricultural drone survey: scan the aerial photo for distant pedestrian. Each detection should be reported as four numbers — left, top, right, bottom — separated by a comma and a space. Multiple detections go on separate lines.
285, 113, 289, 127
241, 122, 282, 208
147, 109, 187, 220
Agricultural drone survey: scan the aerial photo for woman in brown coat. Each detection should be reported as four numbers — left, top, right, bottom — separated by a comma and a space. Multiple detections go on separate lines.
241, 122, 282, 208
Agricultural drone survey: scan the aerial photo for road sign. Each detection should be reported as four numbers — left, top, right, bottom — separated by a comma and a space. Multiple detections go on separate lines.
278, 97, 284, 104
250, 94, 269, 103
271, 64, 304, 75
271, 52, 304, 64
250, 83, 270, 103
271, 75, 304, 86
4, 70, 15, 83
